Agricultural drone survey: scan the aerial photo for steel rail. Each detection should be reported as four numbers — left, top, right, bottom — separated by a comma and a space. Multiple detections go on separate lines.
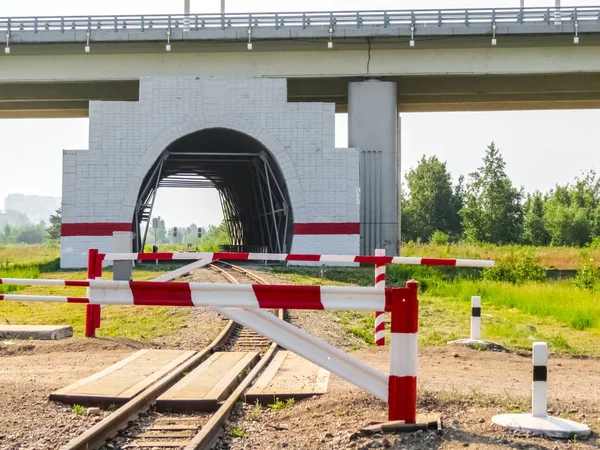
62, 262, 283, 449
60, 315, 237, 450
184, 262, 283, 449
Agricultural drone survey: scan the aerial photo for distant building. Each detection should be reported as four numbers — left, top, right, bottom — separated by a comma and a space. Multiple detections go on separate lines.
4, 194, 61, 225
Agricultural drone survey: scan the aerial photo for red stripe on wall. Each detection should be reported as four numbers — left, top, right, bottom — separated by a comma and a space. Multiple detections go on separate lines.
293, 222, 360, 235
61, 223, 132, 237
129, 281, 194, 307
253, 284, 324, 310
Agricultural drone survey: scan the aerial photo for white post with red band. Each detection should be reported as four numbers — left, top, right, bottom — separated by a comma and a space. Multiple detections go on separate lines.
85, 248, 102, 338
374, 249, 386, 347
388, 279, 419, 422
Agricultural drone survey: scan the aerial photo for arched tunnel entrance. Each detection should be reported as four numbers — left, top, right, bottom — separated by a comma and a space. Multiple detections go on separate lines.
133, 128, 294, 254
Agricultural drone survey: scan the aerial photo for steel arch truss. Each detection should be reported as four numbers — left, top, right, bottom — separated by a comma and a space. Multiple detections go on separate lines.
133, 129, 292, 254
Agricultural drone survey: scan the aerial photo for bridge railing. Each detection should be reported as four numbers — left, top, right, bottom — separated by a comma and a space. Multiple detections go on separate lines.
0, 6, 598, 34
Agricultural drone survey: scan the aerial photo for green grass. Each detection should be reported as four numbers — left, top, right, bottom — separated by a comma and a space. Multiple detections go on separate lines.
401, 241, 600, 270
0, 243, 60, 266
427, 279, 599, 332
267, 266, 600, 356
73, 404, 85, 415
0, 268, 192, 341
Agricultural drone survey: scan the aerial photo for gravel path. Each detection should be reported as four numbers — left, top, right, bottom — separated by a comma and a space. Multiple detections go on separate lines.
222, 346, 600, 449
0, 345, 131, 449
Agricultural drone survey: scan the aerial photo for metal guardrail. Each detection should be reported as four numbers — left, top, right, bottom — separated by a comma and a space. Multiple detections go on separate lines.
0, 7, 597, 34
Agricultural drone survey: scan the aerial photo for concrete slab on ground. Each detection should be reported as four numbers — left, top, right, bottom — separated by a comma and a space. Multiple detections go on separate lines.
49, 349, 196, 407
156, 351, 260, 412
0, 324, 73, 340
245, 351, 330, 405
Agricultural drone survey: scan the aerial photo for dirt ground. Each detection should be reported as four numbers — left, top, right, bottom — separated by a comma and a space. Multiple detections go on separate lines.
0, 339, 598, 449
0, 267, 598, 448
222, 346, 600, 450
0, 339, 133, 449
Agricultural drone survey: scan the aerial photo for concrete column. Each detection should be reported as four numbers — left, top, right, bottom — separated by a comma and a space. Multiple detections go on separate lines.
113, 231, 133, 281
184, 0, 191, 31
348, 80, 399, 256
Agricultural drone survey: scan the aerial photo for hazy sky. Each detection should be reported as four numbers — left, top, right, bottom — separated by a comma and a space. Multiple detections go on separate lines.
1, 0, 599, 227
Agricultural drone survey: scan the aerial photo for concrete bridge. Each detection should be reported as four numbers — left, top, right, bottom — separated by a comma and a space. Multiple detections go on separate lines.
2, 6, 599, 267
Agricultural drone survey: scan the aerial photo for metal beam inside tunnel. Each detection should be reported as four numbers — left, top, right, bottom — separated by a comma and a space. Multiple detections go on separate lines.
134, 129, 292, 254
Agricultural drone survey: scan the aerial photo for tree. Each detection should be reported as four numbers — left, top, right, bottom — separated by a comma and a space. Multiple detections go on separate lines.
460, 142, 523, 244
402, 155, 462, 242
17, 226, 45, 244
541, 172, 600, 247
544, 203, 590, 247
148, 218, 167, 244
522, 192, 550, 246
46, 207, 62, 240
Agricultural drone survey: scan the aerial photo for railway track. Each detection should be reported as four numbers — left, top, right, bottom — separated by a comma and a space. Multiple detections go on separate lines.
61, 262, 283, 450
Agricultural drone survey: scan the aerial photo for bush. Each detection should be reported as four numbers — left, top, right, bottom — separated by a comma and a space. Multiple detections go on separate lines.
482, 248, 546, 284
574, 265, 599, 292
589, 236, 600, 250
430, 230, 450, 245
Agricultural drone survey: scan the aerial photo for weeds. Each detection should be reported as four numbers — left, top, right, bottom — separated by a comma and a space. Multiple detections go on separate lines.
230, 427, 247, 438
267, 398, 295, 411
107, 404, 117, 412
72, 404, 85, 415
246, 400, 262, 421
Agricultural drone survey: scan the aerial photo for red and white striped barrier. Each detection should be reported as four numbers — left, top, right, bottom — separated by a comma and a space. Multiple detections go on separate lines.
374, 249, 386, 347
102, 251, 494, 267
0, 279, 391, 310
0, 273, 419, 423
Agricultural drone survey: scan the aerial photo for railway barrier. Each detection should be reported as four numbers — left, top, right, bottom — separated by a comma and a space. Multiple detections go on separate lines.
0, 269, 419, 422
91, 248, 494, 341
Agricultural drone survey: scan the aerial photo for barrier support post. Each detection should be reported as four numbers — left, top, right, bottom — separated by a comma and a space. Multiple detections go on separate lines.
85, 249, 100, 338
374, 249, 386, 346
94, 254, 102, 330
388, 279, 418, 423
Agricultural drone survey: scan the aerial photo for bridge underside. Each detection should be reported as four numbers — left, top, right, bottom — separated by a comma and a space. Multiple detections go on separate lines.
135, 128, 293, 254
3, 72, 600, 118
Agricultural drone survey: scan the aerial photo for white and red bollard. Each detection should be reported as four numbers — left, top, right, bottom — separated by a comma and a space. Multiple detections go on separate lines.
85, 248, 102, 338
492, 342, 591, 438
388, 280, 419, 423
374, 249, 386, 346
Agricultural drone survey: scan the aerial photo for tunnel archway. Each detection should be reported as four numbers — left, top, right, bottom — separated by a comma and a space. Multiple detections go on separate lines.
133, 128, 294, 254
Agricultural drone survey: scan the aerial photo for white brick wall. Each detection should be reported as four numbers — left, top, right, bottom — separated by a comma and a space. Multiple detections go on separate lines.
61, 77, 360, 268
291, 235, 360, 266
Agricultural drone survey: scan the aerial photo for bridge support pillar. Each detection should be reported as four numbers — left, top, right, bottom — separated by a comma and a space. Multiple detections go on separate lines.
348, 80, 400, 255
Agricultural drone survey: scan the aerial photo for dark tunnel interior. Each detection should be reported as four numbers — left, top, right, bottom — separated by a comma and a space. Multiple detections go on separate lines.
133, 128, 293, 253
